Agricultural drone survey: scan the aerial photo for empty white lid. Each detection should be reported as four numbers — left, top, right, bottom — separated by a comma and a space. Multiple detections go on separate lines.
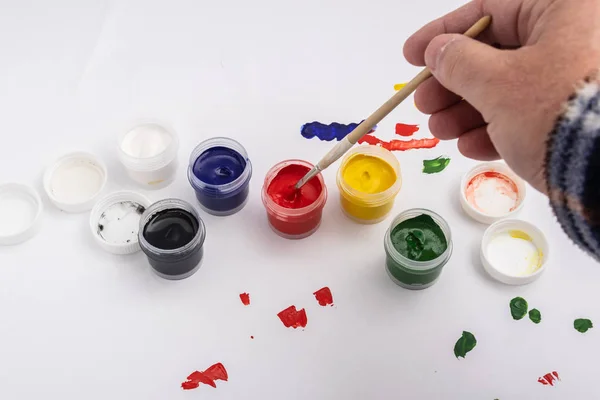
0, 183, 43, 245
43, 151, 108, 213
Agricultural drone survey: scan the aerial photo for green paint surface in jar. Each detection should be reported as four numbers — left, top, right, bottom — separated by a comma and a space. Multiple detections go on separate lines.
390, 214, 448, 261
385, 210, 452, 290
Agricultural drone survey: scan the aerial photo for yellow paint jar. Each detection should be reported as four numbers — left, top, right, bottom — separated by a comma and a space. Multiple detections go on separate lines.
336, 146, 402, 224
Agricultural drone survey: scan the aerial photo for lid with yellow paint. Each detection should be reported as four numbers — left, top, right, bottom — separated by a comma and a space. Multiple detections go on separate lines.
480, 219, 549, 285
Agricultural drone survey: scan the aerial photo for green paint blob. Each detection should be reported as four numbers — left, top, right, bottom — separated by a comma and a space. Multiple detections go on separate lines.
510, 297, 528, 320
390, 214, 448, 261
529, 309, 541, 324
422, 156, 451, 174
574, 318, 593, 333
454, 331, 477, 359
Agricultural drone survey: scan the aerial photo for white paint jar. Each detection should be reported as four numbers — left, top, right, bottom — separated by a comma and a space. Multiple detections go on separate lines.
117, 123, 179, 189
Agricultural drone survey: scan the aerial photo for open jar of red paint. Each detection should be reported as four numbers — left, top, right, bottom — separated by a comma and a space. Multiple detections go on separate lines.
261, 160, 327, 239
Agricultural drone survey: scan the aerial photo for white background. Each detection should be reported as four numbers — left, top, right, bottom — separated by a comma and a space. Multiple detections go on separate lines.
0, 1, 598, 399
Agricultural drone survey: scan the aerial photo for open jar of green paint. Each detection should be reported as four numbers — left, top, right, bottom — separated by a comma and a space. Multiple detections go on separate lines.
384, 208, 453, 290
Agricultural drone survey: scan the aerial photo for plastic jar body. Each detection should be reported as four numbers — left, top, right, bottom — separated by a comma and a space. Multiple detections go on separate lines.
138, 199, 206, 280
261, 160, 327, 239
117, 123, 179, 189
336, 146, 402, 224
187, 137, 252, 216
384, 208, 453, 290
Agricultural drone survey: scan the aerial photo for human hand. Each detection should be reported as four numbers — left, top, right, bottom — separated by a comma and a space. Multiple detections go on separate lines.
403, 0, 600, 193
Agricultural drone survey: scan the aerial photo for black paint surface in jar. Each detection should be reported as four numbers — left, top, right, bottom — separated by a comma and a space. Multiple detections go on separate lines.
141, 208, 203, 279
143, 209, 199, 250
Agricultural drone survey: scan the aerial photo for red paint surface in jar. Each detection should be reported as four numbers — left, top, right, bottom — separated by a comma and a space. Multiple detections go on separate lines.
181, 363, 228, 390
277, 305, 308, 328
538, 371, 560, 386
395, 123, 419, 137
313, 287, 334, 306
264, 163, 325, 237
267, 164, 322, 209
358, 135, 440, 151
239, 292, 250, 305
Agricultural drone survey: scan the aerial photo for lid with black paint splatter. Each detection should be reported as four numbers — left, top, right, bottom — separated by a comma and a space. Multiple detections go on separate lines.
89, 191, 151, 255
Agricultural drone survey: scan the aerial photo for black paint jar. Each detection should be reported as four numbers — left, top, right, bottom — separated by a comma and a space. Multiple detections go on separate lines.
138, 199, 206, 280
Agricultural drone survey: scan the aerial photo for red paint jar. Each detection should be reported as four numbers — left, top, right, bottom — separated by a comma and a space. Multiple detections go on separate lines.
261, 160, 327, 239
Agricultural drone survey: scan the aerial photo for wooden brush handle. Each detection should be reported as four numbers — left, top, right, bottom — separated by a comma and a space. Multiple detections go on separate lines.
345, 15, 492, 146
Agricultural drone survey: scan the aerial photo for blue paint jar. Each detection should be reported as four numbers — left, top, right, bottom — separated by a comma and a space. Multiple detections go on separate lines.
187, 137, 252, 216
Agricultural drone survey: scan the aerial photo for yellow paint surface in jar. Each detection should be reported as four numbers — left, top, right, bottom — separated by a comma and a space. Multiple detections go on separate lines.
339, 154, 399, 223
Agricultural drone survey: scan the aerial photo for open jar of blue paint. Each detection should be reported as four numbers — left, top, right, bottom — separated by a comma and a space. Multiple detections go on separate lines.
187, 137, 252, 216
138, 199, 206, 280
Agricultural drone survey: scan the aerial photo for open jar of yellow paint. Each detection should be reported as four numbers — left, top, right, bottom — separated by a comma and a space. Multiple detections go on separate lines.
336, 146, 402, 224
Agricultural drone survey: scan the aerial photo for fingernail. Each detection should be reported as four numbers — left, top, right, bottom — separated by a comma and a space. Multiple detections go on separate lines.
425, 35, 456, 72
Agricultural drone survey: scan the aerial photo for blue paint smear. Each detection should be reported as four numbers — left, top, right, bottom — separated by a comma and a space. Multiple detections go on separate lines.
300, 121, 376, 141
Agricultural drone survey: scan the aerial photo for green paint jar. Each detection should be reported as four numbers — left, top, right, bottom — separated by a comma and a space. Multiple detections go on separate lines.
384, 208, 453, 290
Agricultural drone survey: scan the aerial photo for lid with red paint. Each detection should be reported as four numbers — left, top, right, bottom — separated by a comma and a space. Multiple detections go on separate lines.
460, 162, 526, 224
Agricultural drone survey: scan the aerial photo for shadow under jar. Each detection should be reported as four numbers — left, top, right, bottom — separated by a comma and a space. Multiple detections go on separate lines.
138, 199, 206, 280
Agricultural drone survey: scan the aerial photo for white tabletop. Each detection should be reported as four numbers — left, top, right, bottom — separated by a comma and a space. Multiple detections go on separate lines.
0, 1, 598, 399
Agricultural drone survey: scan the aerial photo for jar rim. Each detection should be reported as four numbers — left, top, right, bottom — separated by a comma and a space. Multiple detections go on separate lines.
187, 137, 252, 196
261, 159, 327, 218
336, 146, 402, 206
384, 208, 453, 271
138, 199, 206, 259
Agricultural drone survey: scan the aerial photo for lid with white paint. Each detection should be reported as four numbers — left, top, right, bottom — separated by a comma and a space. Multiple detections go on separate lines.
89, 191, 151, 254
460, 162, 526, 224
43, 152, 108, 213
480, 219, 549, 285
0, 183, 43, 245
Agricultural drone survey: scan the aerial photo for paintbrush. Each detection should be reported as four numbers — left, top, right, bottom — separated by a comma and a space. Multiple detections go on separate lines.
294, 15, 492, 190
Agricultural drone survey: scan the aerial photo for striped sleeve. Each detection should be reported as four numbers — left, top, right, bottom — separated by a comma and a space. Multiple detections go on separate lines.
546, 70, 600, 261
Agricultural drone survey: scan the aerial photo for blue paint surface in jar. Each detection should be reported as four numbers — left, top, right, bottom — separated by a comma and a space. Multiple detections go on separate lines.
192, 147, 246, 185
187, 138, 252, 216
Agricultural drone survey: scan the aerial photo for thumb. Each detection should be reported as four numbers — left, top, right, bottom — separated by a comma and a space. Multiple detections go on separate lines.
424, 34, 507, 110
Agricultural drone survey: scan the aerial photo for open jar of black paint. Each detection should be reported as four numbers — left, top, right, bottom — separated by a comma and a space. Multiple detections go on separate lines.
138, 199, 206, 280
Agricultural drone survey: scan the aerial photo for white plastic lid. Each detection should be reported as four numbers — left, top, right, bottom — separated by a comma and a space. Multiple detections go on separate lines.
0, 183, 43, 245
460, 162, 526, 224
43, 152, 108, 213
89, 191, 151, 255
480, 219, 549, 285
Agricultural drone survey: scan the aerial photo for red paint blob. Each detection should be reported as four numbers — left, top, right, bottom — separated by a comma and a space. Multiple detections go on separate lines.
395, 123, 419, 137
250, 335, 254, 339
538, 371, 560, 386
181, 363, 228, 390
277, 305, 308, 328
239, 292, 250, 306
267, 164, 322, 209
358, 134, 439, 151
313, 287, 334, 306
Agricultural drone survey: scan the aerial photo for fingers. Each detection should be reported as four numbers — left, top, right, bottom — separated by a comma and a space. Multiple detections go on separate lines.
457, 126, 501, 161
403, 0, 524, 66
428, 101, 486, 140
424, 34, 508, 115
414, 77, 462, 114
